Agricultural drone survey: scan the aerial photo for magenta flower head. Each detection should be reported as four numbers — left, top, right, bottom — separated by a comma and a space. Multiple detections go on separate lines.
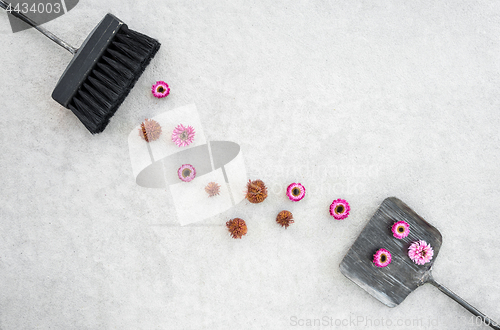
172, 124, 196, 147
408, 240, 434, 265
152, 81, 170, 98
178, 164, 196, 182
392, 220, 410, 239
286, 183, 306, 202
329, 199, 350, 220
373, 248, 392, 268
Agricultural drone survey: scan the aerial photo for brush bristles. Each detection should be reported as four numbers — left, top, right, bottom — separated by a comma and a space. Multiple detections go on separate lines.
68, 27, 160, 134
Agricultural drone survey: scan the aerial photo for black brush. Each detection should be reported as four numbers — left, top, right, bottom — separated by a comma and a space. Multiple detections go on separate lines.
0, 1, 160, 134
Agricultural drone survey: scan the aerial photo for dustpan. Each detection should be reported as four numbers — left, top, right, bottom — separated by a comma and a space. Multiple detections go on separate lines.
340, 197, 499, 329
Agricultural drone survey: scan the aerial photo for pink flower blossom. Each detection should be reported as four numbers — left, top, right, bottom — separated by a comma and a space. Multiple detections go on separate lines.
178, 164, 196, 182
392, 220, 410, 239
171, 124, 195, 147
152, 81, 170, 98
329, 199, 350, 220
408, 240, 434, 265
373, 248, 392, 267
286, 183, 306, 201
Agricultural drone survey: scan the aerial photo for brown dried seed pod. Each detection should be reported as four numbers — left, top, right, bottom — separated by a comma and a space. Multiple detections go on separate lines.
226, 218, 248, 239
205, 182, 221, 197
276, 210, 294, 229
139, 118, 162, 142
245, 179, 268, 204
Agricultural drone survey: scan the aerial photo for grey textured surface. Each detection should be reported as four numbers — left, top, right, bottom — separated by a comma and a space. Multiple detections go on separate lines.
1, 1, 499, 329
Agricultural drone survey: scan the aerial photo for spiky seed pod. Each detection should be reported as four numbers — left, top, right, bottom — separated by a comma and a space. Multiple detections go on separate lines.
139, 118, 162, 142
276, 210, 294, 229
245, 179, 268, 204
205, 182, 221, 197
226, 218, 247, 239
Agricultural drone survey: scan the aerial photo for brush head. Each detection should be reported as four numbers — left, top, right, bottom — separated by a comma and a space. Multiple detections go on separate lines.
52, 14, 161, 134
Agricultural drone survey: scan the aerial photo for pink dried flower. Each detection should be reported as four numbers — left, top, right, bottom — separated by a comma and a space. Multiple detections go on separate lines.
329, 199, 350, 220
171, 124, 195, 147
373, 248, 392, 268
178, 164, 196, 182
286, 183, 305, 202
152, 81, 170, 98
392, 220, 410, 239
408, 240, 434, 265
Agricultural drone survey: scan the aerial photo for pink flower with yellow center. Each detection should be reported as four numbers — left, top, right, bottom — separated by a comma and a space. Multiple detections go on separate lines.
152, 81, 170, 98
392, 220, 410, 239
178, 164, 196, 182
329, 199, 350, 220
286, 183, 305, 202
373, 248, 392, 268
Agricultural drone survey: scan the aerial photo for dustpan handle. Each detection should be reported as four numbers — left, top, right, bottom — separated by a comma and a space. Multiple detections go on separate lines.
428, 278, 499, 329
0, 0, 77, 54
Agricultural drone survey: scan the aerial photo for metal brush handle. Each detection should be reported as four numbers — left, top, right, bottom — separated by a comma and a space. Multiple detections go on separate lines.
0, 0, 77, 54
428, 276, 500, 330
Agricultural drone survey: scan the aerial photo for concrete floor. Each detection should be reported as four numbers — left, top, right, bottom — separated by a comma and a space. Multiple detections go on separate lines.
1, 1, 499, 329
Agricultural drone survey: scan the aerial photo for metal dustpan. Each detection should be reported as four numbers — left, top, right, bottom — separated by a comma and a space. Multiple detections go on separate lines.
340, 197, 499, 329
